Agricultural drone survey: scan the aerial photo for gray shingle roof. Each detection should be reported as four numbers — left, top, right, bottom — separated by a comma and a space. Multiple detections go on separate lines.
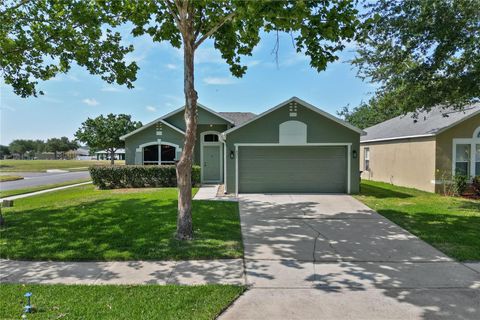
218, 112, 256, 126
362, 104, 480, 142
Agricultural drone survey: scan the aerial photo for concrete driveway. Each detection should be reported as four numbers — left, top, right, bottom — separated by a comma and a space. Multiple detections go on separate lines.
220, 194, 480, 320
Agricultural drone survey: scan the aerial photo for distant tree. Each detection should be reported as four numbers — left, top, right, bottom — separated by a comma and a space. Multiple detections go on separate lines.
338, 93, 405, 129
0, 145, 10, 159
75, 114, 142, 165
9, 139, 36, 159
45, 137, 78, 159
353, 0, 480, 113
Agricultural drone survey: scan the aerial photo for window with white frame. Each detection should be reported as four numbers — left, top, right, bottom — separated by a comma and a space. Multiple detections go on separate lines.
143, 144, 176, 165
364, 147, 370, 171
453, 126, 480, 178
476, 144, 480, 177
455, 144, 471, 176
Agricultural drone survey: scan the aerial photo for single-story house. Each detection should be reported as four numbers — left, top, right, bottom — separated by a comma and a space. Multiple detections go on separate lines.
120, 97, 363, 194
95, 149, 126, 161
360, 104, 480, 193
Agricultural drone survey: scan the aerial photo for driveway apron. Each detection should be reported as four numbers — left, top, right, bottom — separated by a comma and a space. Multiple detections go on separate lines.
220, 194, 480, 320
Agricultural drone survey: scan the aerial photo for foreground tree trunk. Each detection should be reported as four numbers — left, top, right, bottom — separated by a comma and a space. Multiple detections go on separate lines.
176, 19, 197, 240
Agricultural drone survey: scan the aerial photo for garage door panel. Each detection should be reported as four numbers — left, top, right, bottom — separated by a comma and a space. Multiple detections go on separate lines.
238, 146, 347, 193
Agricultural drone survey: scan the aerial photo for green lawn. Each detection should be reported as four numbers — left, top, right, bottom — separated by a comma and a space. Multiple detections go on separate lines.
0, 185, 243, 261
356, 180, 480, 261
0, 175, 24, 182
0, 179, 91, 198
0, 284, 244, 320
0, 159, 124, 172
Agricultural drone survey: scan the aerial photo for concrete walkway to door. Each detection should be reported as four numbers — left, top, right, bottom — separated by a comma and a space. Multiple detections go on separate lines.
220, 194, 480, 320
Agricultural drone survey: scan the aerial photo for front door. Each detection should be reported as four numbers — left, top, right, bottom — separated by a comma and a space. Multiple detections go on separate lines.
203, 145, 221, 182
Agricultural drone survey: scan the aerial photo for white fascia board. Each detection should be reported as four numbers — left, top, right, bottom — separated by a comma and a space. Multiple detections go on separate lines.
161, 103, 235, 125
360, 134, 436, 144
120, 119, 185, 140
223, 96, 365, 136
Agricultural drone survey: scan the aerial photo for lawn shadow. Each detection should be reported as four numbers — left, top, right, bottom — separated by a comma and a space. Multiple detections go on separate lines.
0, 196, 242, 261
360, 182, 413, 199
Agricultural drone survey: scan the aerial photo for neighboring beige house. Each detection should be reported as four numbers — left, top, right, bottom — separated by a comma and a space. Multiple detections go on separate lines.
360, 104, 480, 193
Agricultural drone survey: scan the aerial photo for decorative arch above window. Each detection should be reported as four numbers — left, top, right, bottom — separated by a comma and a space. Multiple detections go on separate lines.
279, 120, 307, 144
474, 126, 480, 138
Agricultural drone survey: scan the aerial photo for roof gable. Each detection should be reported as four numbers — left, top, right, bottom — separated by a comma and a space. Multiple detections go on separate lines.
119, 118, 185, 140
362, 104, 480, 143
223, 97, 365, 136
162, 103, 235, 126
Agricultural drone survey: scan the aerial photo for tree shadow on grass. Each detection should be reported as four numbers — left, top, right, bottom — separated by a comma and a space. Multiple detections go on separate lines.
0, 198, 242, 261
359, 183, 413, 199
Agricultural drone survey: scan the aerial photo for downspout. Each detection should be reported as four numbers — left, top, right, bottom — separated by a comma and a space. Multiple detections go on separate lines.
222, 137, 227, 194
221, 132, 229, 194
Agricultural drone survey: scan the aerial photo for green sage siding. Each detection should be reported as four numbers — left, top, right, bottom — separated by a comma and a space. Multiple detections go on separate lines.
225, 101, 360, 193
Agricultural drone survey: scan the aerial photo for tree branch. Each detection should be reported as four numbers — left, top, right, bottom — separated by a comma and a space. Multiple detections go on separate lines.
164, 0, 183, 33
0, 0, 33, 16
194, 11, 236, 49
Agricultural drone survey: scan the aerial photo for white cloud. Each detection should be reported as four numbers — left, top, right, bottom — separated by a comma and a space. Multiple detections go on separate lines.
246, 60, 261, 67
203, 77, 236, 85
0, 104, 15, 111
146, 105, 156, 112
166, 63, 178, 70
82, 98, 99, 106
101, 86, 121, 92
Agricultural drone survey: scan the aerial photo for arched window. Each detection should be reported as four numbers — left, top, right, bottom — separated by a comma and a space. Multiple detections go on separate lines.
204, 134, 219, 142
142, 143, 177, 165
143, 145, 159, 165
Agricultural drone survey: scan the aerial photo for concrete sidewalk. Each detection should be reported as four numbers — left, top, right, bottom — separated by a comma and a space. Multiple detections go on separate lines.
220, 194, 480, 320
0, 259, 244, 285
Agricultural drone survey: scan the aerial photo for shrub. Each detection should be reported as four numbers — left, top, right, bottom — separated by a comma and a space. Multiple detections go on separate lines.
452, 175, 468, 196
472, 176, 480, 196
89, 165, 201, 189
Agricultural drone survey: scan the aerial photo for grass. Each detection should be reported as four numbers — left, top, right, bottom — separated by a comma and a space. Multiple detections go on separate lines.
0, 159, 124, 172
0, 185, 243, 261
0, 179, 91, 198
0, 175, 24, 182
0, 284, 244, 320
355, 180, 480, 261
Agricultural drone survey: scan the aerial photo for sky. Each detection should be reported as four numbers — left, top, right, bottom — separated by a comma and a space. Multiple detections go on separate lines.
0, 31, 374, 145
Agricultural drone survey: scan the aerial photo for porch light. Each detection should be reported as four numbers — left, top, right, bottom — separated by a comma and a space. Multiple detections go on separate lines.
352, 150, 358, 159
230, 150, 235, 159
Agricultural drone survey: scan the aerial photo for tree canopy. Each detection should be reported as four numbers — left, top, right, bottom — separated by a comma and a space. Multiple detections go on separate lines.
45, 137, 78, 159
0, 0, 138, 97
353, 0, 480, 114
75, 114, 142, 164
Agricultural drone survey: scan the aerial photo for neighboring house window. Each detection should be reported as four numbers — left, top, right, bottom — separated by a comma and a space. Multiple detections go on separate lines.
204, 134, 219, 142
476, 144, 480, 176
455, 144, 471, 176
364, 148, 370, 171
453, 127, 480, 178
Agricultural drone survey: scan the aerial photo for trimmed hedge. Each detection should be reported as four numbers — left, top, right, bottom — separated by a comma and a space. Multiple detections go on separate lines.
89, 165, 201, 189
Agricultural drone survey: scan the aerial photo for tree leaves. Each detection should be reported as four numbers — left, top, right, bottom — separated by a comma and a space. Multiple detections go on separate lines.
353, 0, 480, 113
74, 114, 142, 154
